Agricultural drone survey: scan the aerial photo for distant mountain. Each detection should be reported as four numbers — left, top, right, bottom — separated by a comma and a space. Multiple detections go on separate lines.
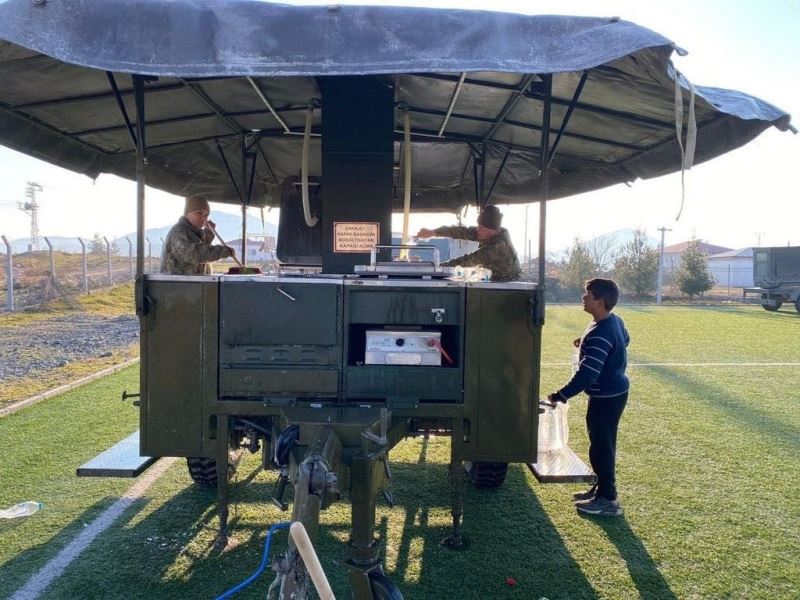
7, 211, 276, 256
549, 228, 660, 261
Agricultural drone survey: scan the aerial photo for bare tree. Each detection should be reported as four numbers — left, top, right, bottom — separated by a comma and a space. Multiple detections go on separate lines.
586, 233, 618, 272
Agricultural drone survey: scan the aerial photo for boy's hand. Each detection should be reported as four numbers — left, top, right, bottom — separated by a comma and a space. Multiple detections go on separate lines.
572, 337, 581, 348
547, 392, 567, 404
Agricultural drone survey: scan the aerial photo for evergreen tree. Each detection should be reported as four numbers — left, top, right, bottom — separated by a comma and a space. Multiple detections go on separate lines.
89, 233, 120, 255
89, 233, 105, 255
675, 240, 714, 299
614, 229, 659, 298
560, 238, 599, 297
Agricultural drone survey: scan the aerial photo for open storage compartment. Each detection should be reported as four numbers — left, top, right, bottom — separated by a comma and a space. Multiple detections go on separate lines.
343, 282, 465, 402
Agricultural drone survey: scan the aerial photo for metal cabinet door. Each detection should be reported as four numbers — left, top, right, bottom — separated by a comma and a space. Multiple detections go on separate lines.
463, 285, 541, 462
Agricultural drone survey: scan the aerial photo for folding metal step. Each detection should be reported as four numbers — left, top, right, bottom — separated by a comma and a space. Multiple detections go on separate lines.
528, 447, 596, 484
77, 431, 158, 478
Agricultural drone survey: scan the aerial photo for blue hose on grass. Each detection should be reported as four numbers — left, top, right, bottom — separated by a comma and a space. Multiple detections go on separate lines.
215, 521, 292, 600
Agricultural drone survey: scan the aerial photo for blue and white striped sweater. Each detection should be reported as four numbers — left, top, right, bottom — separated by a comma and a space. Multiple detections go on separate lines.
557, 313, 630, 400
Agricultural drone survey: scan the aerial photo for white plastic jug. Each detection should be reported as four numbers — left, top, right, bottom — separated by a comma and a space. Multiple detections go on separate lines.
538, 402, 569, 453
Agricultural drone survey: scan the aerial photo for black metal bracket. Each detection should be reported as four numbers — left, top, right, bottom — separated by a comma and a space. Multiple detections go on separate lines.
547, 70, 589, 169
215, 139, 242, 202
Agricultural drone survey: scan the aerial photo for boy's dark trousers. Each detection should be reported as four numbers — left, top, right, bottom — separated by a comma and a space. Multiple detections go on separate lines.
586, 392, 628, 501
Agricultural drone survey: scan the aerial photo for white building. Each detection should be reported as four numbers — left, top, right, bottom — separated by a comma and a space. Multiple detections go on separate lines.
706, 248, 754, 288
226, 236, 277, 263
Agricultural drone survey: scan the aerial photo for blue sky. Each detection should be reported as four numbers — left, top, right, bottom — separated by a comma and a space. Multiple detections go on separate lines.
1, 0, 797, 255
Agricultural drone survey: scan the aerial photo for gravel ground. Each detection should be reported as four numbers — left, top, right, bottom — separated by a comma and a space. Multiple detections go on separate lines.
0, 314, 138, 381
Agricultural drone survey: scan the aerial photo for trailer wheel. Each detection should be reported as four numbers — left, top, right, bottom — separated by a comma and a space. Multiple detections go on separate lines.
466, 462, 508, 488
762, 299, 782, 311
186, 448, 243, 488
368, 571, 404, 600
187, 457, 219, 488
795, 298, 800, 313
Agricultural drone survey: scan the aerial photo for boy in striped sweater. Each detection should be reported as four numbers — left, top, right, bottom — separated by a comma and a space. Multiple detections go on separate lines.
548, 278, 630, 517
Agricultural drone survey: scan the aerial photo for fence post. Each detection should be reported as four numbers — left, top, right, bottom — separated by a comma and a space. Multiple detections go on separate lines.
44, 236, 56, 282
77, 237, 89, 294
103, 236, 113, 286
126, 237, 134, 280
727, 264, 731, 298
1, 235, 13, 311
146, 237, 152, 273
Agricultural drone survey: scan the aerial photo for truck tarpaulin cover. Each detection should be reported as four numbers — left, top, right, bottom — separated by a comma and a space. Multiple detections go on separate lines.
0, 0, 792, 210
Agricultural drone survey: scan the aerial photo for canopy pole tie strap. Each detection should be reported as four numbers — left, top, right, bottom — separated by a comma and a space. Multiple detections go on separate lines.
673, 66, 697, 221
301, 100, 319, 228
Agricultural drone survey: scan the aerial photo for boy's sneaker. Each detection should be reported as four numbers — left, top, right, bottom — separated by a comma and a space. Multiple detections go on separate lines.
572, 484, 597, 502
575, 496, 623, 517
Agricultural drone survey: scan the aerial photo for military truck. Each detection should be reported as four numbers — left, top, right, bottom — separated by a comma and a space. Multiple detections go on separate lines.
744, 246, 800, 312
0, 2, 792, 598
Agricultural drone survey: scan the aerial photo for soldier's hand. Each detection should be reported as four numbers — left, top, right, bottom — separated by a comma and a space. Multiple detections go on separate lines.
207, 220, 217, 230
548, 392, 567, 404
416, 228, 435, 238
572, 337, 581, 348
224, 246, 235, 258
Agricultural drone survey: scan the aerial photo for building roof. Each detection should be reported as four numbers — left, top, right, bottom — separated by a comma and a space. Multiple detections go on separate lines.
663, 241, 733, 255
707, 247, 753, 259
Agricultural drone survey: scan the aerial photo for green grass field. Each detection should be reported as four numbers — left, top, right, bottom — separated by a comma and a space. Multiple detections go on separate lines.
1, 305, 798, 599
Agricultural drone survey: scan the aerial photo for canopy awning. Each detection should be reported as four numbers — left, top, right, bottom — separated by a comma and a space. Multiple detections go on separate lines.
0, 0, 792, 211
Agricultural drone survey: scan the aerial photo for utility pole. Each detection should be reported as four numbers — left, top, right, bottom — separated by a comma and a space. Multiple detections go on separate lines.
656, 227, 671, 305
17, 181, 43, 251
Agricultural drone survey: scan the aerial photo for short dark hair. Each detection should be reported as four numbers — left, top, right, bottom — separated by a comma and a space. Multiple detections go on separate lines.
586, 278, 620, 311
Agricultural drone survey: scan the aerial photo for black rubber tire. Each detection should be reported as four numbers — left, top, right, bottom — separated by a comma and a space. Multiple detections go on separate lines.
186, 456, 218, 488
186, 448, 243, 488
368, 572, 404, 600
466, 461, 508, 488
762, 301, 782, 312
795, 298, 800, 313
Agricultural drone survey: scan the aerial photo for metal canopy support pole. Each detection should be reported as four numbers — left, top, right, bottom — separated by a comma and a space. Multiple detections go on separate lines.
77, 237, 88, 294
240, 136, 248, 266
2, 235, 13, 311
133, 75, 146, 280
538, 74, 553, 286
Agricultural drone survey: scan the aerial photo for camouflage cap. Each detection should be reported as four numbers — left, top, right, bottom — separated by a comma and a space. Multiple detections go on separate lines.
477, 205, 502, 230
184, 195, 210, 215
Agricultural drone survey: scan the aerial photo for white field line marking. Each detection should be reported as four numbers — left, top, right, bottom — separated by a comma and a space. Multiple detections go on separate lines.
0, 358, 140, 419
542, 362, 800, 367
10, 457, 177, 600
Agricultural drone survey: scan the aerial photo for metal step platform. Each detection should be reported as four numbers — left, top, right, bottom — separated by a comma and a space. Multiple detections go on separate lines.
77, 431, 159, 478
528, 447, 596, 484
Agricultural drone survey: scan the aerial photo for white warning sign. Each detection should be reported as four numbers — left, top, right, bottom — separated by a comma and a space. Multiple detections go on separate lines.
333, 222, 380, 253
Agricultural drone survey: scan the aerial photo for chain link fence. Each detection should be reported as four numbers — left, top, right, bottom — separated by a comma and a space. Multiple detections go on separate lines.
0, 235, 160, 311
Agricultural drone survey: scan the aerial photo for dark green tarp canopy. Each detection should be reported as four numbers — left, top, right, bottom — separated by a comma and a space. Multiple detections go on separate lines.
0, 0, 792, 210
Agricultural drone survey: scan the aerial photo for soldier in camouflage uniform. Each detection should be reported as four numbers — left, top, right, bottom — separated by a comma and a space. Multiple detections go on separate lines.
160, 195, 235, 275
416, 205, 521, 282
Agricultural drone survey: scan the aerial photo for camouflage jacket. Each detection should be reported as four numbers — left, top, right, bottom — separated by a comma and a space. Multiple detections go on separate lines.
160, 216, 230, 275
434, 226, 521, 282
